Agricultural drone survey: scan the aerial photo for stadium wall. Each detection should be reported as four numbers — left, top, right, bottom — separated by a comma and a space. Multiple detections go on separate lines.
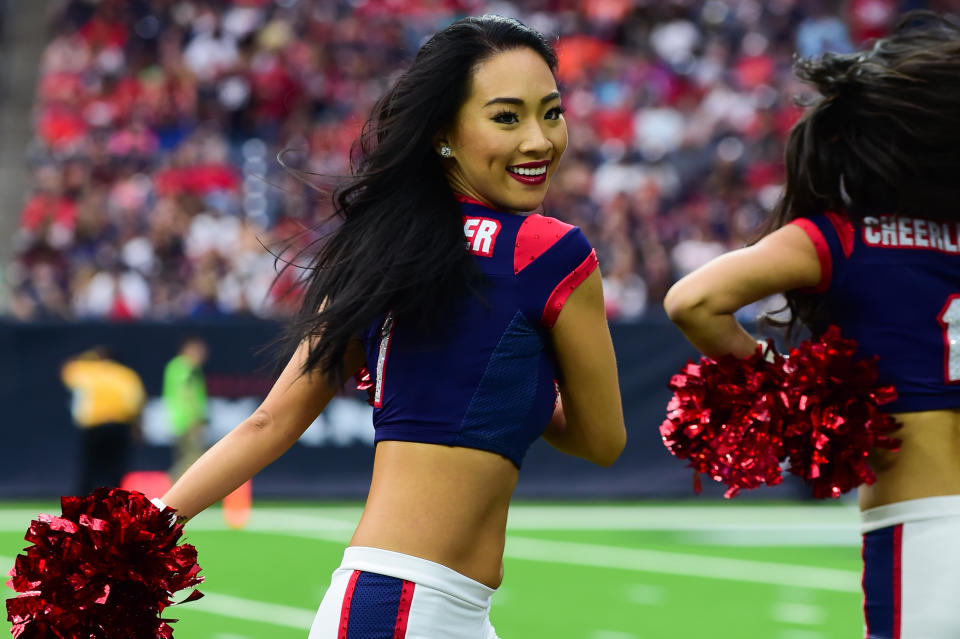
0, 319, 810, 501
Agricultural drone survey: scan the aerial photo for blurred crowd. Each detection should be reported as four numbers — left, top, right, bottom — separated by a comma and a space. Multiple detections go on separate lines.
5, 0, 942, 322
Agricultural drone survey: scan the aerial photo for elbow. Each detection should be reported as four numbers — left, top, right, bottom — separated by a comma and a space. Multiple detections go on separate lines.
237, 409, 300, 450
591, 428, 627, 468
243, 408, 274, 433
663, 281, 711, 327
663, 281, 696, 323
242, 409, 276, 434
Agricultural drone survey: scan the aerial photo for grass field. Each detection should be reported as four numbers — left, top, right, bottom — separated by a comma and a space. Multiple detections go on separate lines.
2, 502, 866, 639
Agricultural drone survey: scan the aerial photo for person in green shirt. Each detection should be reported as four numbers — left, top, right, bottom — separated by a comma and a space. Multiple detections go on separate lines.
163, 338, 208, 480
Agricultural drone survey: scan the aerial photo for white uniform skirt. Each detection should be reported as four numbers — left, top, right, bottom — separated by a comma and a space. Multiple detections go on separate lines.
860, 495, 960, 639
309, 546, 500, 639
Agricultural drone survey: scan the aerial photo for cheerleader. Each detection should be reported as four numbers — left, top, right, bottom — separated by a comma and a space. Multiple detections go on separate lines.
665, 13, 960, 638
156, 15, 626, 638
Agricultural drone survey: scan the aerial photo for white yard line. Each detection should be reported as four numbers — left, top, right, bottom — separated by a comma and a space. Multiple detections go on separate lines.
238, 528, 862, 593
504, 504, 860, 530
184, 592, 315, 630
777, 631, 826, 639
0, 504, 861, 532
771, 601, 826, 625
624, 583, 665, 605
502, 537, 861, 593
221, 508, 863, 545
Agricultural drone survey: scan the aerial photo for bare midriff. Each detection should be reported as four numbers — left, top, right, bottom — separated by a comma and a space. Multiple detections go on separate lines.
349, 440, 519, 589
859, 408, 960, 511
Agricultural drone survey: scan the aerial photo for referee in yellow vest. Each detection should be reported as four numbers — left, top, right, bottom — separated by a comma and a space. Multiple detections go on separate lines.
60, 347, 146, 495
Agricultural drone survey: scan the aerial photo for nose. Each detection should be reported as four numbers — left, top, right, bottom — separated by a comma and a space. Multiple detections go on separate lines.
518, 121, 552, 156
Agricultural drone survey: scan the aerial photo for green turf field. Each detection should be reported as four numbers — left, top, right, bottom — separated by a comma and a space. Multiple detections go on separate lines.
2, 502, 865, 638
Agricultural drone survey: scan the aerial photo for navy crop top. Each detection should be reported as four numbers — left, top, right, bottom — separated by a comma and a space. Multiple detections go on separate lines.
791, 212, 960, 413
359, 197, 598, 468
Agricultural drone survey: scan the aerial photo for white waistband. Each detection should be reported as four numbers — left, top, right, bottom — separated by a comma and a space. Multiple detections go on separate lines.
860, 495, 960, 533
340, 546, 496, 609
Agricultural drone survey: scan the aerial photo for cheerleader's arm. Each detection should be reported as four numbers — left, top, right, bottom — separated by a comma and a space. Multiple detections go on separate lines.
663, 224, 821, 359
160, 338, 366, 521
545, 268, 626, 467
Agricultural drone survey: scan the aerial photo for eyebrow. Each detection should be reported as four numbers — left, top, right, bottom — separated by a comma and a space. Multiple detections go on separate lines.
482, 91, 561, 107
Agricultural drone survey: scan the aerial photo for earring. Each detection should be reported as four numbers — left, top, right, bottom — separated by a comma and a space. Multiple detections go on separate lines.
440, 146, 452, 158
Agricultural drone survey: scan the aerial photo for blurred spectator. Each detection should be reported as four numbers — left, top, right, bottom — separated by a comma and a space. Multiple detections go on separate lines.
163, 337, 208, 480
61, 346, 146, 495
5, 0, 922, 322
796, 1, 856, 56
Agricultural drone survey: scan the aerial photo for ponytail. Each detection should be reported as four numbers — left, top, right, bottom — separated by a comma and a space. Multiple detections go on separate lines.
762, 11, 960, 337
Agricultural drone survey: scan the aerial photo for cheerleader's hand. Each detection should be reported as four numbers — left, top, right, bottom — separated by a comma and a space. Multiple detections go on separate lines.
757, 339, 781, 364
151, 496, 188, 526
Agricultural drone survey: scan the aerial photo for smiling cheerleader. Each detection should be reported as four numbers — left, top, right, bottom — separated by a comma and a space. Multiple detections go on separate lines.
152, 15, 626, 639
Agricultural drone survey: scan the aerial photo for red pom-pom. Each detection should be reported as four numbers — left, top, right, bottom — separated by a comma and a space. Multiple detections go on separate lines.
660, 342, 791, 498
662, 327, 901, 499
6, 488, 203, 638
780, 326, 901, 498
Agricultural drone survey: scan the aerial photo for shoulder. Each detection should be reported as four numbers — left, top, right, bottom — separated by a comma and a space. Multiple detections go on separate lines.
789, 211, 855, 258
163, 357, 191, 384
165, 356, 187, 373
779, 211, 856, 294
61, 359, 83, 383
514, 214, 591, 275
512, 214, 599, 328
107, 361, 141, 381
121, 363, 142, 381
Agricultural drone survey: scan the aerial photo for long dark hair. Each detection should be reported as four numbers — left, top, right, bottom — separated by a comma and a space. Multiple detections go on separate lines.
282, 15, 558, 380
762, 11, 960, 336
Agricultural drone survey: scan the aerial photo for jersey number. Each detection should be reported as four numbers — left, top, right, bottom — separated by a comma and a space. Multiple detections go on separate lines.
938, 295, 960, 383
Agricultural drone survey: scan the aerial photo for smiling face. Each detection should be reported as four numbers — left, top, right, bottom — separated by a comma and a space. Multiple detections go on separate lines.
440, 47, 567, 213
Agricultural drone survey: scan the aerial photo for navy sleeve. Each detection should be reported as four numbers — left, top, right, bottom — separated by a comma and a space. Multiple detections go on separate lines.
513, 215, 598, 329
789, 211, 854, 294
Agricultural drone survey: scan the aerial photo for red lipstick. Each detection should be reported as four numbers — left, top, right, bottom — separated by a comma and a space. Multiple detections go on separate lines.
507, 160, 550, 185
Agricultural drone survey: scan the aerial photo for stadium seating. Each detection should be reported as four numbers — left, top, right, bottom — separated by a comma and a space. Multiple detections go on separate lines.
5, 0, 903, 322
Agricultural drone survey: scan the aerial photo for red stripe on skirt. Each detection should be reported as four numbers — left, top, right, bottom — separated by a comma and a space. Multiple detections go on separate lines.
393, 580, 416, 639
893, 524, 903, 639
338, 570, 362, 639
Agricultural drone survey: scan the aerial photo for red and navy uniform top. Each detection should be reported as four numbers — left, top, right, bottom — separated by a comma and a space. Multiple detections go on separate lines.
360, 196, 598, 468
791, 212, 960, 413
